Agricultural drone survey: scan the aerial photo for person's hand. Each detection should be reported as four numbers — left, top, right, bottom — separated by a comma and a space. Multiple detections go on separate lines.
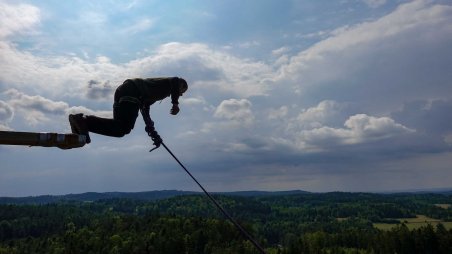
151, 132, 162, 147
170, 104, 180, 115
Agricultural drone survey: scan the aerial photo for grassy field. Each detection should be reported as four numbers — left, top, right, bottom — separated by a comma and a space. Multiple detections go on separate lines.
435, 203, 451, 209
374, 215, 452, 230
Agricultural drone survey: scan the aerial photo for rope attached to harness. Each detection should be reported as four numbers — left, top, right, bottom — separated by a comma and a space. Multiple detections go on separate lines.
114, 96, 142, 108
160, 142, 267, 254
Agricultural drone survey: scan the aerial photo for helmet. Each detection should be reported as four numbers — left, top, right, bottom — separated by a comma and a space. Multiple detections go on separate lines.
179, 78, 188, 94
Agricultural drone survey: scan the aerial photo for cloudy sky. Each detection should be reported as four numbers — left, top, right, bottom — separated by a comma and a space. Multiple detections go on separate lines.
1, 0, 452, 196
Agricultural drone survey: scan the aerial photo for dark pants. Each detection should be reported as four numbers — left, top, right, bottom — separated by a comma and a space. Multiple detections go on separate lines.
86, 80, 140, 137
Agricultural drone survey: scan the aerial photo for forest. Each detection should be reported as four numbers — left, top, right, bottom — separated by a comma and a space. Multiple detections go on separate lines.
0, 191, 451, 253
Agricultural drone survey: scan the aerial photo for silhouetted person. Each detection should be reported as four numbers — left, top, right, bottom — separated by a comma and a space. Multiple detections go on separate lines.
69, 77, 188, 147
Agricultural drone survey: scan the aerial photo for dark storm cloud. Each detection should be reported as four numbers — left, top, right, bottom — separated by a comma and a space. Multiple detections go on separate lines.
86, 80, 114, 100
392, 99, 452, 134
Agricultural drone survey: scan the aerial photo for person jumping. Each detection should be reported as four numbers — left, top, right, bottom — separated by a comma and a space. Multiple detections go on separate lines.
69, 77, 188, 148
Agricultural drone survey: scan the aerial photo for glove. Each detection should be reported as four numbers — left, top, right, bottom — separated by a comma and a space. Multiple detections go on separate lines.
150, 131, 162, 147
170, 104, 180, 115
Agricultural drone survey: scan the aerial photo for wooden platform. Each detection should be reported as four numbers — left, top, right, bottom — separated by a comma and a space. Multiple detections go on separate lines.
0, 131, 86, 149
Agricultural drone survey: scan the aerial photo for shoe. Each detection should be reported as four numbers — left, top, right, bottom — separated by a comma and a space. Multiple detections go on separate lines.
69, 113, 91, 144
69, 114, 79, 135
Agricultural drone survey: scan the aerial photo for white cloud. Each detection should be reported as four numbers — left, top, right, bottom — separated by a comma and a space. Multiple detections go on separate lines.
344, 114, 415, 141
293, 100, 347, 129
2, 89, 111, 126
272, 47, 290, 56
277, 0, 452, 110
0, 1, 274, 101
0, 100, 13, 123
3, 89, 68, 125
298, 114, 415, 150
0, 100, 14, 130
214, 98, 254, 126
1, 40, 273, 100
0, 123, 12, 131
4, 89, 68, 114
0, 40, 123, 97
268, 106, 288, 120
0, 1, 40, 38
127, 42, 274, 98
180, 97, 206, 106
66, 106, 111, 119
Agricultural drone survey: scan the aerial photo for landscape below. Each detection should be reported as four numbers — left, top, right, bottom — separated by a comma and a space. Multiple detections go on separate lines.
0, 190, 451, 253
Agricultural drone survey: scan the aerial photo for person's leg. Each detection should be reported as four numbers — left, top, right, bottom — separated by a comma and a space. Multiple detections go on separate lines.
86, 102, 139, 137
70, 80, 141, 140
85, 80, 140, 137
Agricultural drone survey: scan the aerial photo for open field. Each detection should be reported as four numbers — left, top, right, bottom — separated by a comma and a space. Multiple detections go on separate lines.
374, 215, 452, 230
435, 203, 451, 209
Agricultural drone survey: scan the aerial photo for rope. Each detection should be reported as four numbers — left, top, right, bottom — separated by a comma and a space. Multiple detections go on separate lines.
161, 142, 267, 254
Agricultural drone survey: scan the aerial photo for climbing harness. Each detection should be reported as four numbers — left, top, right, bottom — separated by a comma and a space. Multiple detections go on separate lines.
151, 141, 267, 254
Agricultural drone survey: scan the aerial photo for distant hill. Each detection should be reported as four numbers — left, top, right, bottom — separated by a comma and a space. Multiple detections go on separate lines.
0, 190, 309, 205
381, 187, 452, 195
219, 190, 310, 197
0, 190, 197, 205
2, 188, 450, 205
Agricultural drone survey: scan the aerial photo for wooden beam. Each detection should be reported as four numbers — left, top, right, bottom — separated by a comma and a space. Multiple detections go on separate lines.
0, 131, 86, 149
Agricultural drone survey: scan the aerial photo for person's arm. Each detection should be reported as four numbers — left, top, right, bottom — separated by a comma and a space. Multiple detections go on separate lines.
170, 78, 180, 115
140, 104, 154, 130
140, 103, 162, 147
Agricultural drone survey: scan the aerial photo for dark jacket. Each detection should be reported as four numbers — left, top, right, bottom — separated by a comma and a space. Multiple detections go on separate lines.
128, 77, 181, 106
